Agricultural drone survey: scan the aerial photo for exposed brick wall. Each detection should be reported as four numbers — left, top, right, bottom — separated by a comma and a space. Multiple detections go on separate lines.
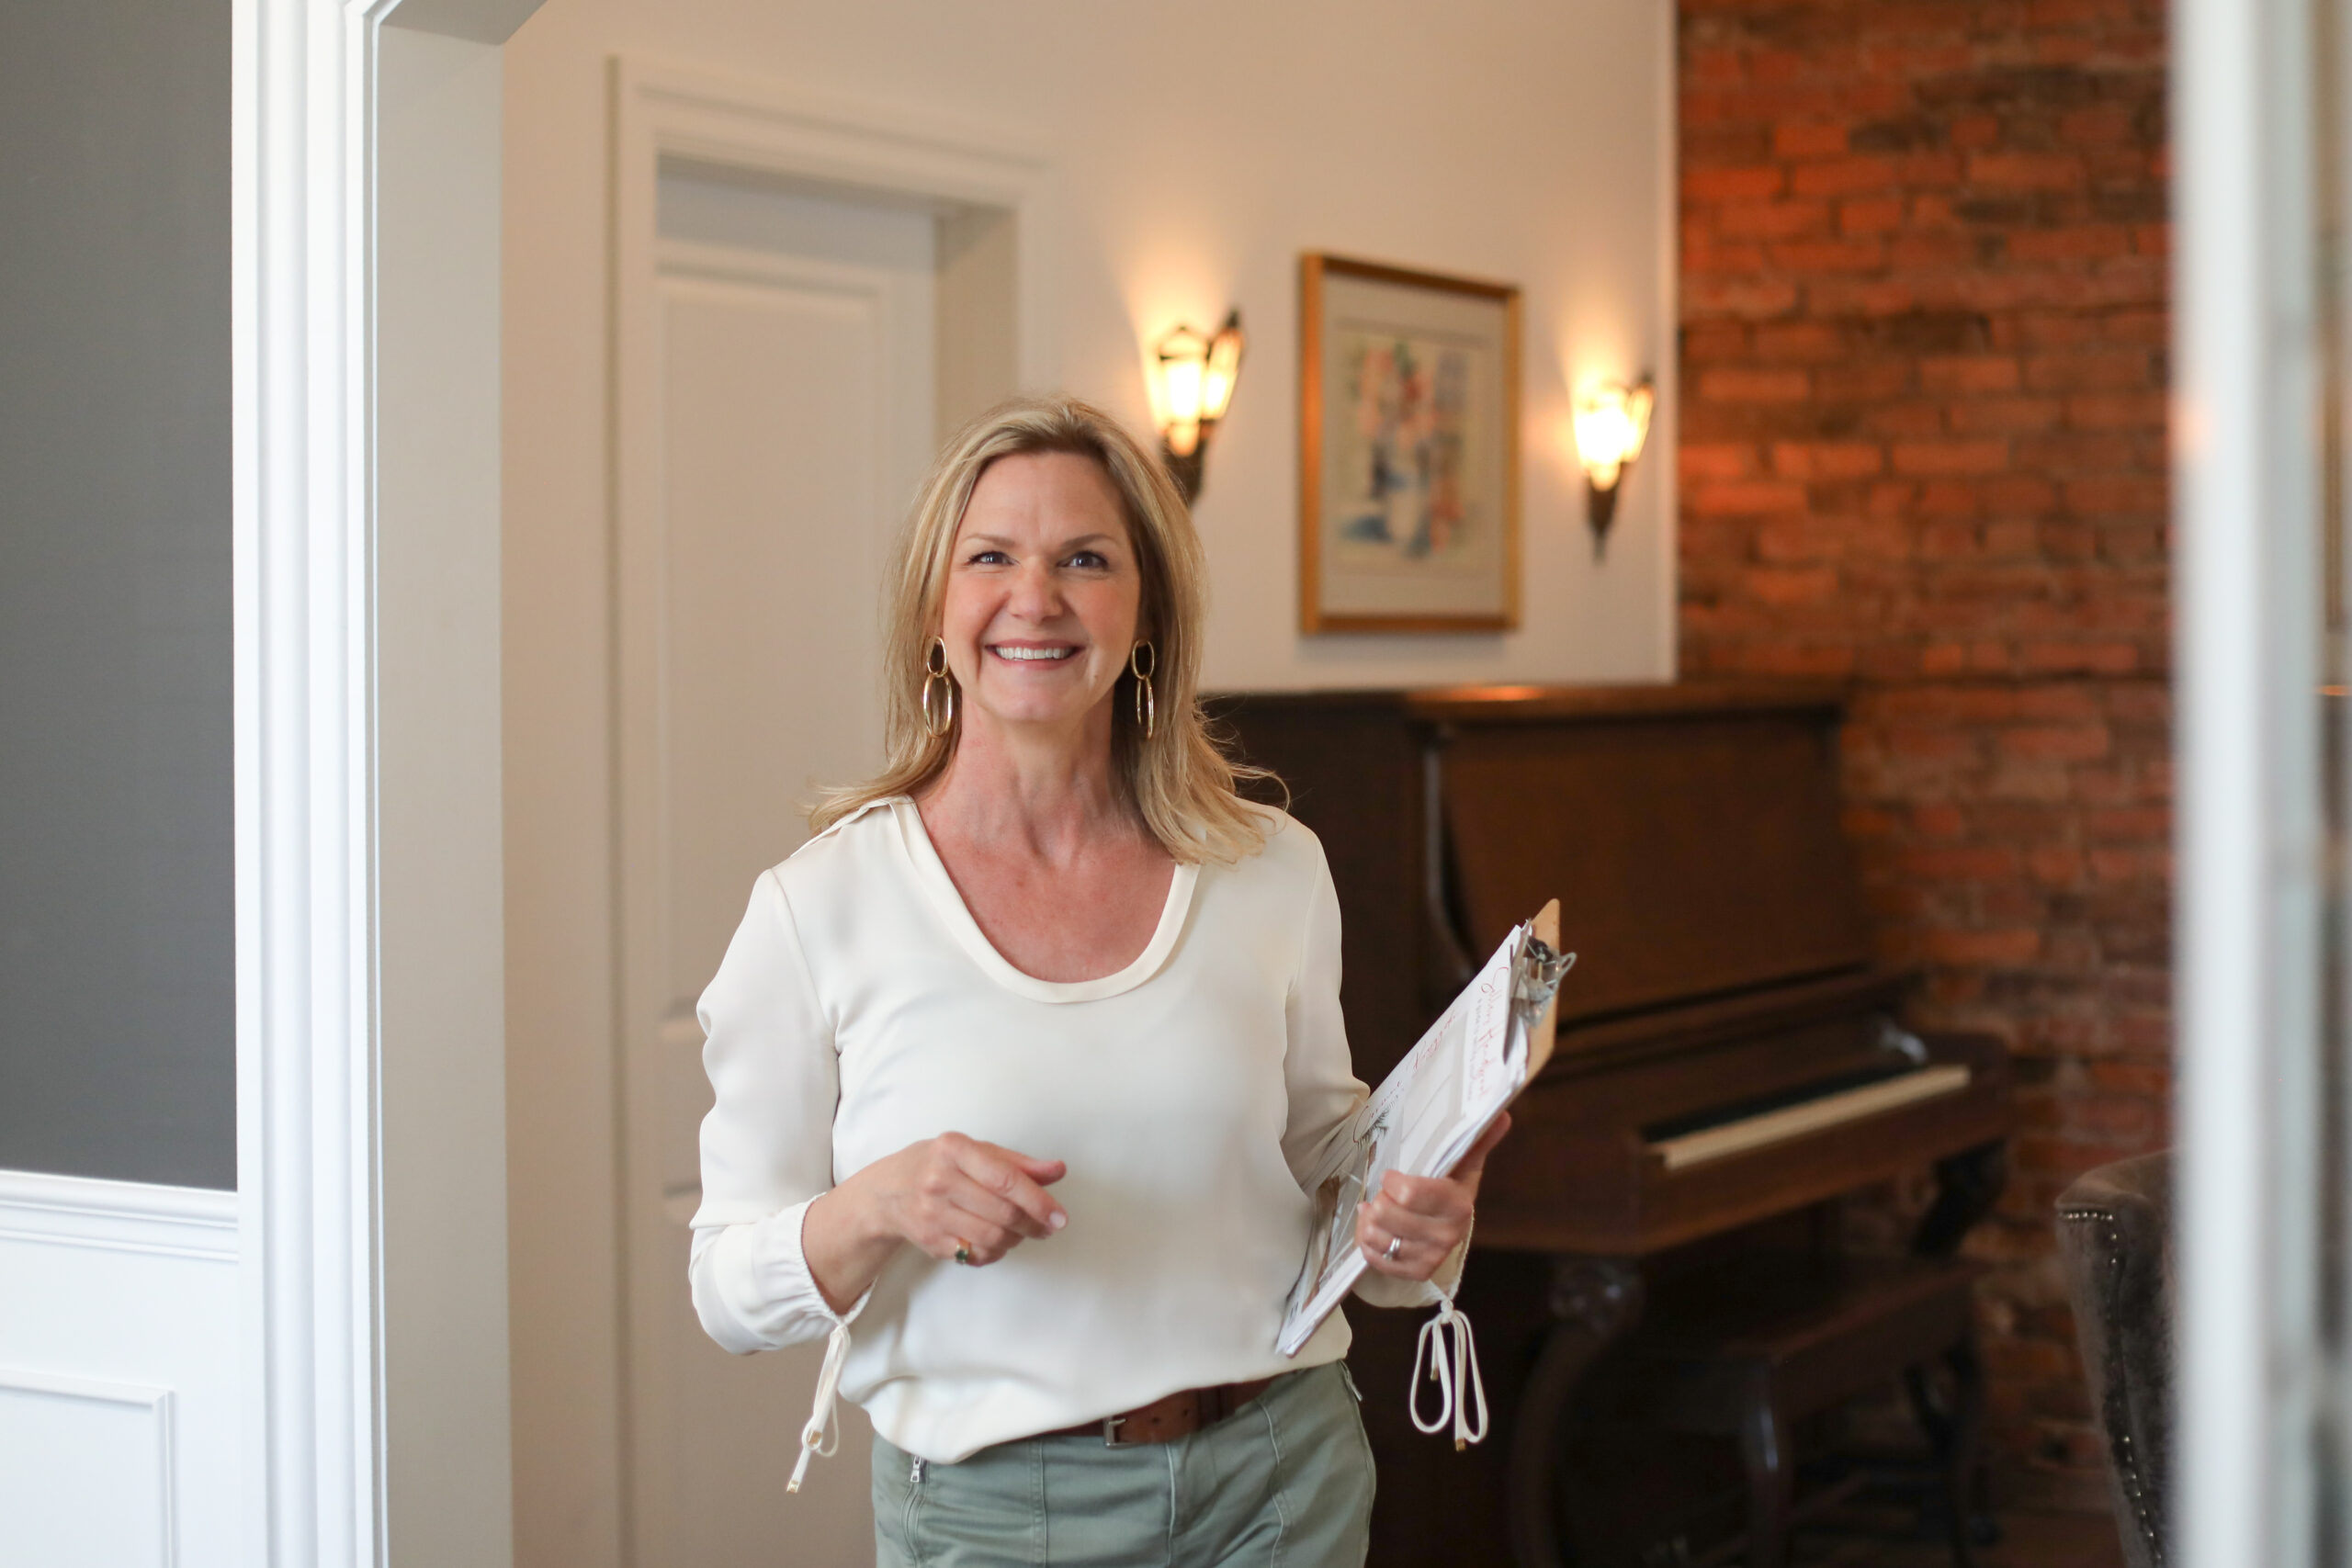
1675, 0, 2171, 1500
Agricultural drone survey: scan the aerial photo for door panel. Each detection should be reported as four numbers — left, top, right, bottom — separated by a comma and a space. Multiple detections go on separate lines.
622, 186, 933, 1566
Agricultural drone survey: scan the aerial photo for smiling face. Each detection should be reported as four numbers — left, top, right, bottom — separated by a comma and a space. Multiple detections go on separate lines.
938, 450, 1145, 742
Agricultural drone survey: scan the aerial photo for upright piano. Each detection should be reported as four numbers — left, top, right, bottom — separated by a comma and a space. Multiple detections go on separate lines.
1216, 682, 2014, 1568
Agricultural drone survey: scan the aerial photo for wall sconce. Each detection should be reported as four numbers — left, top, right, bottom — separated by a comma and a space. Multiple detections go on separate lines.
1574, 377, 1655, 558
1154, 310, 1245, 504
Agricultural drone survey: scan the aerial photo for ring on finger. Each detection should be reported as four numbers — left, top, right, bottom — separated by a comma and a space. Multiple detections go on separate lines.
954, 1240, 973, 1265
1384, 1234, 1403, 1262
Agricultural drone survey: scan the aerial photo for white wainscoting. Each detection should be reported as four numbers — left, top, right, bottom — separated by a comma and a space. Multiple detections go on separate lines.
0, 1168, 240, 1568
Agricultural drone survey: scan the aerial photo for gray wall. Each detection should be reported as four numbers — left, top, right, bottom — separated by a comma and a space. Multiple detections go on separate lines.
0, 0, 235, 1188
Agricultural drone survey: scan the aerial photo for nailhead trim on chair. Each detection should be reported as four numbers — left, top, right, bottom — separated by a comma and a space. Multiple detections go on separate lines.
2058, 1205, 2165, 1567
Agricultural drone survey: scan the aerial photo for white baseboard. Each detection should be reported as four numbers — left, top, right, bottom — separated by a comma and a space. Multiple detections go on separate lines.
0, 1168, 242, 1568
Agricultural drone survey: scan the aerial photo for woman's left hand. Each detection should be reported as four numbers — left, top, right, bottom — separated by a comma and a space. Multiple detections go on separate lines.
1355, 1111, 1511, 1283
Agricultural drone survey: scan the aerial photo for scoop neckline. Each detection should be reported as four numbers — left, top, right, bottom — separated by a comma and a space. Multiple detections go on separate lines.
888, 796, 1199, 1004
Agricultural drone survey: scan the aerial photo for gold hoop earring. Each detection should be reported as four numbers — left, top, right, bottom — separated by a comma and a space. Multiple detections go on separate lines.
1129, 641, 1157, 740
922, 637, 956, 738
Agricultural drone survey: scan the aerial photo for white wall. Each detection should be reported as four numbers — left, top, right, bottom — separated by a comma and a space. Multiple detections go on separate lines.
502, 3, 1672, 1562
379, 24, 514, 1568
0, 1173, 242, 1568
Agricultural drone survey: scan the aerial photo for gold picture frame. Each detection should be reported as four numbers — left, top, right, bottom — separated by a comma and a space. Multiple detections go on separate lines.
1299, 253, 1522, 633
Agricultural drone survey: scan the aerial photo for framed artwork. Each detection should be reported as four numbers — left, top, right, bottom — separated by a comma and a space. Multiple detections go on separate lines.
1299, 253, 1521, 633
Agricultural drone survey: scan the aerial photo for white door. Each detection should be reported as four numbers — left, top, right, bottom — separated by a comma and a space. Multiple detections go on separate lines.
619, 170, 937, 1566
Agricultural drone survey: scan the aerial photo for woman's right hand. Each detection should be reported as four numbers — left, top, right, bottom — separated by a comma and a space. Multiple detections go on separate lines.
804, 1134, 1067, 1311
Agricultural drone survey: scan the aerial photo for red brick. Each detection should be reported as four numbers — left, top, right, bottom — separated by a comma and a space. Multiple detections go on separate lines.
1684, 235, 1769, 275
1743, 565, 1842, 604
1768, 238, 1888, 272
2063, 476, 2167, 515
1747, 48, 1824, 86
2087, 806, 2169, 840
1770, 441, 1885, 479
1913, 802, 1969, 837
1685, 276, 1804, 318
2013, 311, 2104, 350
1755, 517, 1840, 562
2029, 846, 2087, 886
2000, 725, 2114, 762
1688, 45, 1747, 85
2086, 1061, 2171, 1097
1716, 197, 1834, 239
2024, 349, 2158, 391
2019, 641, 2144, 674
1919, 355, 2021, 395
1920, 643, 1970, 675
1816, 360, 1914, 400
1698, 367, 1812, 402
2058, 105, 2142, 146
2065, 391, 2167, 429
1903, 151, 1968, 187
1684, 321, 1750, 363
1927, 929, 2046, 964
1840, 197, 1906, 235
1683, 164, 1787, 201
1679, 443, 1758, 481
1791, 156, 1905, 197
1773, 120, 1850, 158
2018, 432, 2136, 471
2089, 846, 2170, 883
1689, 479, 1811, 515
1899, 846, 2023, 881
2007, 226, 2136, 264
1751, 321, 1850, 362
1950, 113, 2002, 151
1950, 397, 2066, 434
1887, 231, 1981, 270
1892, 440, 2010, 476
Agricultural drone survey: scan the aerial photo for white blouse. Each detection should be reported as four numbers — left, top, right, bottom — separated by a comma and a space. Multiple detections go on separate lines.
687, 795, 1451, 1469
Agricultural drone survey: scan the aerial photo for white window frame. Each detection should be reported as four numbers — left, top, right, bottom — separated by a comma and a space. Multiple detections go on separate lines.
2176, 0, 2349, 1562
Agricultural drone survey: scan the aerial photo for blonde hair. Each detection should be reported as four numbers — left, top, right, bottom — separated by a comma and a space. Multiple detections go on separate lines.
811, 394, 1277, 863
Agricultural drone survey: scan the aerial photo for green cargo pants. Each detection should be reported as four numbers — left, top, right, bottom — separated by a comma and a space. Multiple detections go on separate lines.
870, 1361, 1375, 1568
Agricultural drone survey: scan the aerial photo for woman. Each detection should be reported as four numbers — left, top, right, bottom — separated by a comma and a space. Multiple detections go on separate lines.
689, 395, 1507, 1567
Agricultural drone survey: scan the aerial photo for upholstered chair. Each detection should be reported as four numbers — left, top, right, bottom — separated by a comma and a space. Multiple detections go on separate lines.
2054, 1152, 2173, 1568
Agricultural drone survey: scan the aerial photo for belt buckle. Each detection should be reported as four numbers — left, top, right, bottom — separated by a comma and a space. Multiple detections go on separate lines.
1102, 1415, 1135, 1449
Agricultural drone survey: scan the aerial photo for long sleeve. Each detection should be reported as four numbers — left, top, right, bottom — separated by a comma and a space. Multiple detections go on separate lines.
1278, 831, 1464, 1310
687, 869, 864, 1353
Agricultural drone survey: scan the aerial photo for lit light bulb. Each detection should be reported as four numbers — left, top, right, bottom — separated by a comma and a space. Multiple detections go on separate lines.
1574, 381, 1655, 491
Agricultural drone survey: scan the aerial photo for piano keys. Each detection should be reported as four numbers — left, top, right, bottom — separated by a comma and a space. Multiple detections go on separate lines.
1214, 682, 2015, 1568
1648, 1058, 1973, 1173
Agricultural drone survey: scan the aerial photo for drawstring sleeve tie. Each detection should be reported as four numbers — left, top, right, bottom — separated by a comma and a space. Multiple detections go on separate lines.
1409, 1292, 1488, 1450
787, 1317, 854, 1493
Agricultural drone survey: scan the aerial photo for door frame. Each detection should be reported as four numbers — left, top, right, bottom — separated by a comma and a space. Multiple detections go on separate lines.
232, 2, 537, 1562
606, 59, 1054, 1558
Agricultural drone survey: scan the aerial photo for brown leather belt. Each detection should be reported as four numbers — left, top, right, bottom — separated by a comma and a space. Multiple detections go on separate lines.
1035, 1377, 1276, 1448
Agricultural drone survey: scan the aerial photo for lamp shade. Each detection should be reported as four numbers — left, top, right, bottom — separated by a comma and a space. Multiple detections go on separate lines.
1156, 324, 1211, 457
1574, 379, 1656, 491
1201, 310, 1246, 424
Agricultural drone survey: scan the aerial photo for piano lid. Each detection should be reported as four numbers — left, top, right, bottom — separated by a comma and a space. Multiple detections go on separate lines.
1423, 682, 1875, 1030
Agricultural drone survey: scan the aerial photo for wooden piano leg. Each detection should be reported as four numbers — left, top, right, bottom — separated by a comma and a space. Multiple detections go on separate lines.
1738, 1371, 1793, 1568
1506, 1257, 1644, 1568
1912, 1141, 2007, 1258
1940, 1335, 1988, 1568
1909, 1138, 2005, 1547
